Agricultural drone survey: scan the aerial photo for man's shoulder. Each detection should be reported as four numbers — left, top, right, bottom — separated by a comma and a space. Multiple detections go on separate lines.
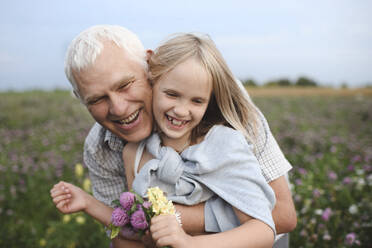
84, 122, 107, 154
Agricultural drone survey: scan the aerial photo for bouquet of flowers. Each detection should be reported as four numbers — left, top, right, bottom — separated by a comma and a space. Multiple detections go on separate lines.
109, 187, 179, 240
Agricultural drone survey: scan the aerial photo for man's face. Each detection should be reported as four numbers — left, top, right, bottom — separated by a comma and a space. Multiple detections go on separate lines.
73, 42, 153, 142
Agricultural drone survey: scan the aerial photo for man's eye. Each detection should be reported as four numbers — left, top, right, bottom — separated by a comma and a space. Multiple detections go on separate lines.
119, 81, 134, 90
87, 98, 103, 105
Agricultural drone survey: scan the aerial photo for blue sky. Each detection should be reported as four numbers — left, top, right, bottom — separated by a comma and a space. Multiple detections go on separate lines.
0, 0, 371, 90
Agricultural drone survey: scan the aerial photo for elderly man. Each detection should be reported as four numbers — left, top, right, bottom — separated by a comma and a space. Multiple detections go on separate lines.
64, 25, 296, 247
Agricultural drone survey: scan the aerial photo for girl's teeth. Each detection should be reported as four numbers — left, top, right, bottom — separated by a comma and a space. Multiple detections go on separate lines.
167, 115, 187, 126
172, 119, 182, 126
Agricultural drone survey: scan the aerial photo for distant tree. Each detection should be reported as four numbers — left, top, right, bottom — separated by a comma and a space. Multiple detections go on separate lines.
295, 76, 317, 87
264, 80, 278, 87
263, 78, 292, 87
341, 82, 348, 89
242, 79, 257, 87
277, 78, 292, 86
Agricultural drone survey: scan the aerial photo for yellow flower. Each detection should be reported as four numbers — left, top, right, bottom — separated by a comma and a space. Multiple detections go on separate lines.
63, 215, 71, 223
83, 178, 91, 192
46, 227, 55, 235
67, 242, 76, 248
76, 215, 86, 225
39, 238, 46, 247
75, 163, 84, 178
147, 187, 175, 215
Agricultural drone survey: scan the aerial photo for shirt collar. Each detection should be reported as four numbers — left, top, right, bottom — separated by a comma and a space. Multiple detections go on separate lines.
104, 129, 126, 152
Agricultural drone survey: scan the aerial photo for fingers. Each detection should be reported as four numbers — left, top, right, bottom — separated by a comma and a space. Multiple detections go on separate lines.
50, 181, 72, 205
52, 193, 72, 205
50, 181, 70, 195
56, 198, 70, 210
150, 215, 183, 246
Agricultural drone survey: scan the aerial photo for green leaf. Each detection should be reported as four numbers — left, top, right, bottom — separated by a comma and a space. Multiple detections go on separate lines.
130, 203, 137, 214
138, 229, 144, 238
131, 190, 144, 204
111, 199, 120, 207
110, 226, 120, 239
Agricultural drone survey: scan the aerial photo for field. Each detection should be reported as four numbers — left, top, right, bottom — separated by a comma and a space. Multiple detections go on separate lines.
1, 88, 371, 247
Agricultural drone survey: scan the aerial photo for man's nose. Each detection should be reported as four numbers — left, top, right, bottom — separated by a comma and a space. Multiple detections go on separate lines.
108, 93, 129, 117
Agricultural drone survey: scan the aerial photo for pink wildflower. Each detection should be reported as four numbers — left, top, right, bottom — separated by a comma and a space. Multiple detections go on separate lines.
322, 208, 332, 221
111, 207, 129, 226
130, 209, 148, 230
120, 192, 135, 211
345, 232, 356, 245
328, 171, 337, 181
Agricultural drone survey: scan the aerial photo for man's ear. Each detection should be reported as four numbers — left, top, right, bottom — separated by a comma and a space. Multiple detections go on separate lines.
72, 89, 80, 98
146, 49, 153, 63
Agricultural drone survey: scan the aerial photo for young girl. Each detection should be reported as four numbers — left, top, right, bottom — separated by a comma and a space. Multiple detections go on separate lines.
51, 33, 276, 248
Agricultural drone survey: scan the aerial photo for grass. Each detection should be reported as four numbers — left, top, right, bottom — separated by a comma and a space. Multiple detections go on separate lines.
0, 88, 371, 247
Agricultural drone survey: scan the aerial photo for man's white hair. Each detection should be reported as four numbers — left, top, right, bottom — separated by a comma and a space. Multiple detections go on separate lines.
64, 25, 147, 99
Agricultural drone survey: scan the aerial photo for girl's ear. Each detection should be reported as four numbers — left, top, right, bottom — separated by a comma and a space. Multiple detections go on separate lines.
146, 49, 153, 63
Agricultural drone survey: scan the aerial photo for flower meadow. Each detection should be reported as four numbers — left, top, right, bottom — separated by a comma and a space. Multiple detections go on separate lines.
0, 89, 371, 247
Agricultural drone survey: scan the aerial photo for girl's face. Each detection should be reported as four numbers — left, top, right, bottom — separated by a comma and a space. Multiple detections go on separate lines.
152, 58, 212, 149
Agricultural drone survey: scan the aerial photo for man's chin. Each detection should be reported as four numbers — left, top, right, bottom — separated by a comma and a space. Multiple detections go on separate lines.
110, 123, 152, 142
119, 129, 152, 142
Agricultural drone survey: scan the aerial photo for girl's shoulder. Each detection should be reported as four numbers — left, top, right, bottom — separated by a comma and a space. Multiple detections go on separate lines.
205, 124, 246, 141
192, 125, 249, 150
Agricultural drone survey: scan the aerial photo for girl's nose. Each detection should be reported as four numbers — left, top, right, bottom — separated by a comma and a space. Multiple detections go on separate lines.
173, 104, 189, 118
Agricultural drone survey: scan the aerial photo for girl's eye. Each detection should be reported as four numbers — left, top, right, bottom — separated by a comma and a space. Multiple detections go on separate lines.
193, 99, 204, 104
165, 92, 178, 97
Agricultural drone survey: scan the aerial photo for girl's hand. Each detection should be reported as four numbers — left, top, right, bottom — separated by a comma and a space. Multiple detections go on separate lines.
50, 181, 88, 214
150, 215, 192, 248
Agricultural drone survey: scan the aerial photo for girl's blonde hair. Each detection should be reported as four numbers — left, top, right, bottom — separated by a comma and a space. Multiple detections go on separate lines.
149, 33, 258, 143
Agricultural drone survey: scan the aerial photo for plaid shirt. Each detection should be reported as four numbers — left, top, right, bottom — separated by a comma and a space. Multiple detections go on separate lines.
84, 108, 292, 207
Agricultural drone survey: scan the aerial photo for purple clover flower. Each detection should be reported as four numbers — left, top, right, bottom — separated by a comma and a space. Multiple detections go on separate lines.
342, 177, 352, 185
328, 171, 337, 181
363, 164, 371, 172
352, 155, 361, 162
298, 168, 307, 175
312, 189, 321, 198
120, 225, 136, 238
345, 232, 356, 245
322, 207, 332, 222
142, 201, 152, 209
130, 209, 148, 230
120, 192, 136, 211
330, 146, 337, 153
347, 164, 354, 171
111, 207, 129, 226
